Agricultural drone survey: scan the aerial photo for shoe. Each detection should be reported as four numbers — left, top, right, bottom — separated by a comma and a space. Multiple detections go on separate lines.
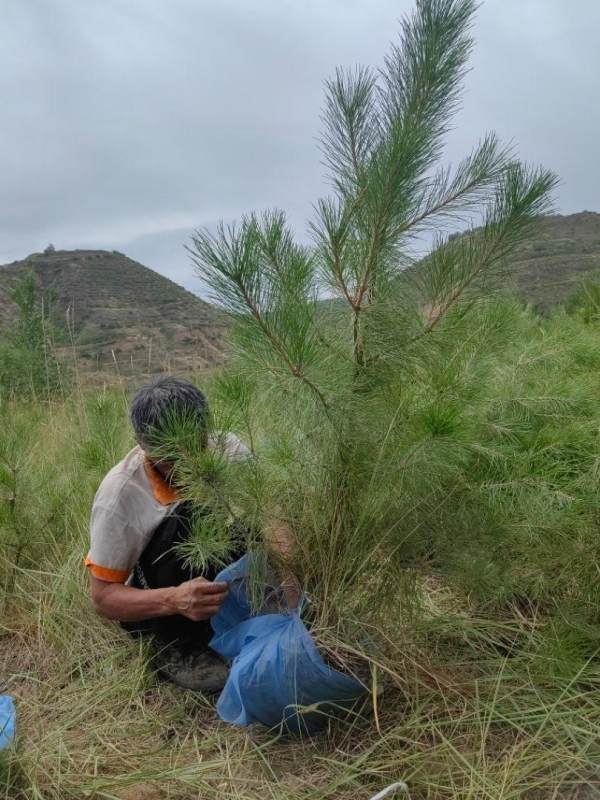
154, 645, 229, 694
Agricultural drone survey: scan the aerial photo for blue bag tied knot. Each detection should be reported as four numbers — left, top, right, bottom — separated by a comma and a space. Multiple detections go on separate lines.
210, 555, 367, 735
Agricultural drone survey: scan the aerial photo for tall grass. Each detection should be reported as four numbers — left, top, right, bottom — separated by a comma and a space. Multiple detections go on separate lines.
1, 294, 600, 798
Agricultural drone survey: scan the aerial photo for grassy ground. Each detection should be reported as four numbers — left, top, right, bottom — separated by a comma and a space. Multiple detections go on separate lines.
2, 297, 600, 799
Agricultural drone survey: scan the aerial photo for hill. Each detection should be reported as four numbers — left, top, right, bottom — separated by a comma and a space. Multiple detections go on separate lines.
508, 211, 600, 309
0, 248, 228, 377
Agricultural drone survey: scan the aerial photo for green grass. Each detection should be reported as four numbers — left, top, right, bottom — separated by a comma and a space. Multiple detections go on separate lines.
1, 291, 600, 799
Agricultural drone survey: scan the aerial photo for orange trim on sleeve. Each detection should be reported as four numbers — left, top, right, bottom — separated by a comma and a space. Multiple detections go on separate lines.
143, 458, 180, 505
84, 557, 130, 583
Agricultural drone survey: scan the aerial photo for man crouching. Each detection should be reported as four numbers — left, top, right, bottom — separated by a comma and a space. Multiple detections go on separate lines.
86, 375, 255, 693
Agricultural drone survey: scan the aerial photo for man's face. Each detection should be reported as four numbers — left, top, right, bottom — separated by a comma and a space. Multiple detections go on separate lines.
140, 440, 177, 484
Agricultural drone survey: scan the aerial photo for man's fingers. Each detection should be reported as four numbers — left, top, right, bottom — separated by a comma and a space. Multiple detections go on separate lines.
189, 578, 229, 595
192, 589, 228, 604
187, 585, 228, 604
193, 596, 228, 611
203, 580, 229, 593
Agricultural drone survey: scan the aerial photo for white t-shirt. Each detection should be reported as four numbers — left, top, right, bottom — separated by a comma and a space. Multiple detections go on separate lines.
85, 433, 250, 583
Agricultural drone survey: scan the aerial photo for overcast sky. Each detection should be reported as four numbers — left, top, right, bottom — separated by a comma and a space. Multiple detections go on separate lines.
1, 0, 598, 297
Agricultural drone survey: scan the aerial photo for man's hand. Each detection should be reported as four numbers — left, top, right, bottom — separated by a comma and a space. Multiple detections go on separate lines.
90, 575, 229, 622
169, 577, 229, 621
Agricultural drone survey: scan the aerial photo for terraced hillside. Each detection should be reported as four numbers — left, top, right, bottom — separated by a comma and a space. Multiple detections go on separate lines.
510, 211, 600, 309
0, 249, 228, 377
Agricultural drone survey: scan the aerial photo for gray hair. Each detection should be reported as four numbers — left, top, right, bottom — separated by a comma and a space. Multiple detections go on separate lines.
130, 375, 209, 450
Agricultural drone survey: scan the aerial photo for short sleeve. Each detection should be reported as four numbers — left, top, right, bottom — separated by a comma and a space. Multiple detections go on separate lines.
86, 501, 149, 583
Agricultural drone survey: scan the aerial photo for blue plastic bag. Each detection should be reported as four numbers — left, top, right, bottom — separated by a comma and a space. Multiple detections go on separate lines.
0, 696, 16, 750
210, 555, 366, 735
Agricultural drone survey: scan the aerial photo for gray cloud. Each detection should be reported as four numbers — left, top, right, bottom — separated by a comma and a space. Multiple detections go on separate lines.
1, 0, 598, 295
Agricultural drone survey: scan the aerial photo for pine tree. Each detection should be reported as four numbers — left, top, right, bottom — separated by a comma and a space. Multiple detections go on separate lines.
0, 272, 66, 399
187, 0, 557, 657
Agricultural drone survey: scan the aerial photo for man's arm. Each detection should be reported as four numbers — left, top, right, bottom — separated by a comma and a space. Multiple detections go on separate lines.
90, 575, 228, 622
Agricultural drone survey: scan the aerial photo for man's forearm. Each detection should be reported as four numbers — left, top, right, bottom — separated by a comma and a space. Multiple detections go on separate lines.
90, 574, 229, 622
91, 580, 180, 621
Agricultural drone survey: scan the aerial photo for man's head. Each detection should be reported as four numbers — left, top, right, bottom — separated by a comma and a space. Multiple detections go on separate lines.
130, 376, 209, 464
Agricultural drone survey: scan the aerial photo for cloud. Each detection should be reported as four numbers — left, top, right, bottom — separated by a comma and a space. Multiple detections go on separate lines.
0, 0, 598, 294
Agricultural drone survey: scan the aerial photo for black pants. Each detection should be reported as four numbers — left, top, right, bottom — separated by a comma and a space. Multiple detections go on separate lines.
121, 502, 245, 652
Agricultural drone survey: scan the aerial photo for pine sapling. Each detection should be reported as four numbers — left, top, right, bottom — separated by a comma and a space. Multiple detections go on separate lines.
187, 0, 557, 665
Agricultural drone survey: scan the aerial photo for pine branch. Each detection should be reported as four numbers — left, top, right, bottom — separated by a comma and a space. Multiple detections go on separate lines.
310, 194, 366, 309
406, 163, 558, 344
318, 0, 480, 368
188, 216, 332, 417
235, 281, 331, 415
398, 134, 513, 236
320, 66, 378, 196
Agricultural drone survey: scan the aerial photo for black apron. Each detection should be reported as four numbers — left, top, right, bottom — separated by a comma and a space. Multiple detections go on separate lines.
121, 501, 245, 650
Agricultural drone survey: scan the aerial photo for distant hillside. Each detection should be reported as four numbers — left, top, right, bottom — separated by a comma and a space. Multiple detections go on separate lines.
509, 211, 600, 310
1, 213, 597, 380
320, 212, 600, 313
0, 249, 228, 377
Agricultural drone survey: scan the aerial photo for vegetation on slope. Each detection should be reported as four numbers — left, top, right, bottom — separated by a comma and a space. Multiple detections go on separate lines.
508, 211, 600, 310
0, 249, 228, 378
